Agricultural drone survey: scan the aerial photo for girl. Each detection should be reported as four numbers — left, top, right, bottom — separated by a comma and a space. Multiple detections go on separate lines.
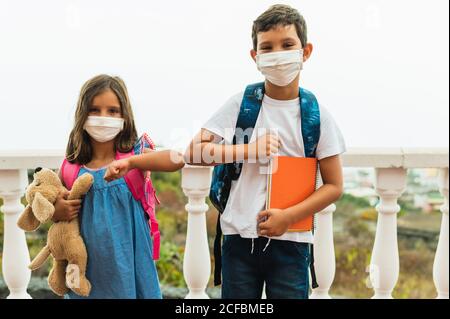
53, 74, 185, 299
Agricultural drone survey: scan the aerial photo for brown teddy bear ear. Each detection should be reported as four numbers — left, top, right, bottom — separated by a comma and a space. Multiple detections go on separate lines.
17, 205, 41, 231
32, 192, 55, 223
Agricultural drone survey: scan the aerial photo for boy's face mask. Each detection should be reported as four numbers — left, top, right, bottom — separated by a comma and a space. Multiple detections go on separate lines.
83, 116, 125, 143
256, 49, 303, 87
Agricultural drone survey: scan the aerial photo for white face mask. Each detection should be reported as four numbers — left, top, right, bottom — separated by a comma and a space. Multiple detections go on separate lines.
256, 49, 303, 87
83, 116, 125, 143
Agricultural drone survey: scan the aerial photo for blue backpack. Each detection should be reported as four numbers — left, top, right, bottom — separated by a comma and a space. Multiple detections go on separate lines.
210, 82, 321, 287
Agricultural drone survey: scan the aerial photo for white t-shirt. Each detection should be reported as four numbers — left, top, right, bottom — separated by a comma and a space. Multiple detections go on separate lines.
203, 92, 347, 244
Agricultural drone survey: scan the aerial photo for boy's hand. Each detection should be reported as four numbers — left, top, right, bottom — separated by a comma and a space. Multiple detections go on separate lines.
249, 133, 281, 160
257, 208, 292, 237
104, 158, 131, 182
52, 191, 82, 222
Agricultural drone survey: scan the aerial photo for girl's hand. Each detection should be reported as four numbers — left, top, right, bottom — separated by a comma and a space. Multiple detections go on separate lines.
52, 191, 82, 222
257, 208, 292, 237
104, 158, 131, 182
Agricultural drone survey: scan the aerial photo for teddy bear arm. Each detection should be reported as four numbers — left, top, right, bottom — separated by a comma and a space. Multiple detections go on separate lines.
68, 173, 94, 200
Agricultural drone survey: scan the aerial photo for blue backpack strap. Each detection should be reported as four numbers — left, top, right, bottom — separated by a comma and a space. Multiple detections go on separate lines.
230, 82, 265, 178
299, 88, 321, 289
234, 82, 265, 141
300, 88, 321, 158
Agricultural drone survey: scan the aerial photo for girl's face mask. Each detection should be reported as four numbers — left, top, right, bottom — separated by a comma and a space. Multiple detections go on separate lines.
83, 116, 125, 143
256, 49, 303, 87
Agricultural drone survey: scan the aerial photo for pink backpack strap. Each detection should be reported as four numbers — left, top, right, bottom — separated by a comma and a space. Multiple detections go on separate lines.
118, 148, 161, 261
60, 158, 82, 190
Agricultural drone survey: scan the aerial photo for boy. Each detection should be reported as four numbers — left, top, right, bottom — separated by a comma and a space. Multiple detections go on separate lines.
185, 4, 346, 299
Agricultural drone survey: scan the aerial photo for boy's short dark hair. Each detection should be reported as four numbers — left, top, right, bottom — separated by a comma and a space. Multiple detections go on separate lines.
252, 4, 308, 50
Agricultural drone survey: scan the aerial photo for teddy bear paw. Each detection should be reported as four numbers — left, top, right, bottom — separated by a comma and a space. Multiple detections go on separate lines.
66, 270, 91, 297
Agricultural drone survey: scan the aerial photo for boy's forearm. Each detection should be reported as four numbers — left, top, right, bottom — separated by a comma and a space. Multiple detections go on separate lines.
129, 150, 185, 172
186, 142, 249, 166
284, 184, 343, 224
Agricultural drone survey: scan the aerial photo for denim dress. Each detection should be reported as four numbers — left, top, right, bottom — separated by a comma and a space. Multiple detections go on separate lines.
65, 153, 162, 299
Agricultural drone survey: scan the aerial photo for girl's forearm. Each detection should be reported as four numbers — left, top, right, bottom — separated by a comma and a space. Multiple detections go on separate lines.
284, 183, 343, 224
129, 150, 185, 172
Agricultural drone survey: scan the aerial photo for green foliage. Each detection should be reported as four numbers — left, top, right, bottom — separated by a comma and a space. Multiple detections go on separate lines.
407, 170, 422, 187
0, 204, 3, 241
156, 241, 186, 288
157, 208, 187, 242
335, 193, 372, 218
360, 208, 377, 221
339, 193, 371, 209
0, 206, 3, 276
152, 171, 184, 201
345, 216, 371, 239
398, 198, 421, 214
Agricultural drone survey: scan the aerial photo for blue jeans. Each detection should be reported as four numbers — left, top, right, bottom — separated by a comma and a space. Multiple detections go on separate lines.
221, 235, 310, 299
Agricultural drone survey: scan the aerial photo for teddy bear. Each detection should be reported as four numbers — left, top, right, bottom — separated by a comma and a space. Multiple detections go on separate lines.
17, 167, 93, 297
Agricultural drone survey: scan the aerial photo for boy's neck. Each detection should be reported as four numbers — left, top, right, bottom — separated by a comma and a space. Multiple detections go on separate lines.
264, 76, 300, 101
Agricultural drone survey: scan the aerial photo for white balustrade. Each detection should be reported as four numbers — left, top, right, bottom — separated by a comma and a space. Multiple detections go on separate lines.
1, 148, 448, 299
433, 168, 449, 299
0, 169, 31, 299
310, 204, 336, 299
181, 165, 212, 299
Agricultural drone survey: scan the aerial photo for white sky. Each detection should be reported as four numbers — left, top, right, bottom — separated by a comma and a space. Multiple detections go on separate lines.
0, 0, 448, 151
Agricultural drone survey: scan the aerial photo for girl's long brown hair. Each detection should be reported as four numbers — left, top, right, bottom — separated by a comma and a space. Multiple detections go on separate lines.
66, 74, 138, 164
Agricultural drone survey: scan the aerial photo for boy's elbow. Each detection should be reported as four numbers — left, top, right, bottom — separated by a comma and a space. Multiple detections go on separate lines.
333, 183, 344, 202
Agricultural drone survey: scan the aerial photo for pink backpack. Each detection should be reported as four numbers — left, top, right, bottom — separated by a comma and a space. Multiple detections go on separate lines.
60, 133, 161, 260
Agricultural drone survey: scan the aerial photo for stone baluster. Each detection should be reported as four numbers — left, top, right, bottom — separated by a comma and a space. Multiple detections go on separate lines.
181, 166, 212, 299
369, 168, 407, 299
310, 204, 337, 299
0, 169, 32, 299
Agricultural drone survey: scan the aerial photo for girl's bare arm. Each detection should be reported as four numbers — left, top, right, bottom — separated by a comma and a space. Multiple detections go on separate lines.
104, 150, 185, 182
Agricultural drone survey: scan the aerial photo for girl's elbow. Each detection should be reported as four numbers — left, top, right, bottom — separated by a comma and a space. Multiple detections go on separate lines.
183, 146, 196, 165
175, 160, 186, 171
171, 151, 186, 171
183, 152, 193, 165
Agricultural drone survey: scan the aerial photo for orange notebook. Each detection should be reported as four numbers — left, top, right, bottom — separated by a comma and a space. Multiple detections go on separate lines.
266, 156, 318, 232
